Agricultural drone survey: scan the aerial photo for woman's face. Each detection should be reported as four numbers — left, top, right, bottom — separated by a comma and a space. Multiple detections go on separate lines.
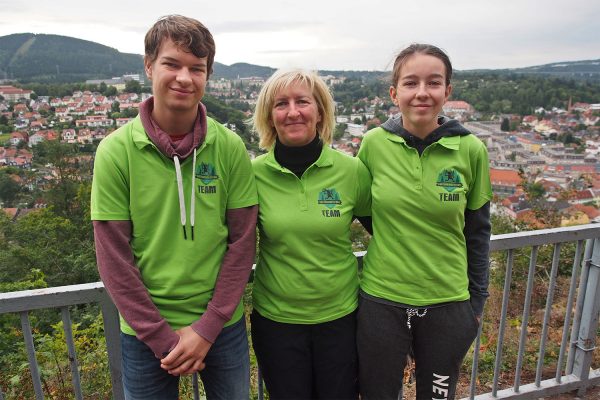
389, 53, 452, 138
271, 82, 321, 147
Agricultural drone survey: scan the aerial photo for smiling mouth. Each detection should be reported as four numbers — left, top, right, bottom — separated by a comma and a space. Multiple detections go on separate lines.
171, 88, 193, 94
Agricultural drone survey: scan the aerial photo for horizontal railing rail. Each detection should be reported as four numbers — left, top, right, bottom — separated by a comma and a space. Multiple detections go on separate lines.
0, 223, 599, 399
0, 283, 124, 400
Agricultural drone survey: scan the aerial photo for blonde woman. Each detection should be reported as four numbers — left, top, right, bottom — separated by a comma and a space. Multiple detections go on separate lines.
251, 69, 371, 399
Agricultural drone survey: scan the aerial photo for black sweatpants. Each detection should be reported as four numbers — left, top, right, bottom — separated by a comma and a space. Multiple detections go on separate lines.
357, 296, 479, 400
251, 310, 358, 400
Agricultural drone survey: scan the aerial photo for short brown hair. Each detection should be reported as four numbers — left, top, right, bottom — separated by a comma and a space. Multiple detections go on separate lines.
252, 69, 335, 150
144, 15, 216, 76
391, 43, 452, 86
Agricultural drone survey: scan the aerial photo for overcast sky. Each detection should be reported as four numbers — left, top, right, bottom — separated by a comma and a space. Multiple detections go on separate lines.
1, 0, 599, 72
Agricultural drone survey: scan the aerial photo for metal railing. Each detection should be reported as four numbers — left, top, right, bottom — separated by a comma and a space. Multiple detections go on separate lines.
0, 224, 599, 399
467, 224, 600, 399
0, 283, 124, 400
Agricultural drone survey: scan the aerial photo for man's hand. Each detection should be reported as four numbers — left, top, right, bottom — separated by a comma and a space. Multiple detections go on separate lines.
160, 326, 213, 376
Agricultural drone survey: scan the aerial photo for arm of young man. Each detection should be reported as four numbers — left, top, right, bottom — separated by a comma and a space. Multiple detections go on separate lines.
93, 220, 180, 357
160, 205, 258, 375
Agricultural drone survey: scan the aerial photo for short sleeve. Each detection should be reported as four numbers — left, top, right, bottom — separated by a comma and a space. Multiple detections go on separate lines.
226, 136, 258, 210
91, 140, 131, 221
357, 135, 370, 169
353, 158, 372, 217
466, 144, 492, 211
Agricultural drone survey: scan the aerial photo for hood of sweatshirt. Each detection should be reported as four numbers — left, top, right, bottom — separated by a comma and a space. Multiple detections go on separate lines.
138, 96, 208, 241
381, 114, 471, 149
138, 96, 207, 161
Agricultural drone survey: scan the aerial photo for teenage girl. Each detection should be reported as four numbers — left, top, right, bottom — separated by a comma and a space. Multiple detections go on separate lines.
356, 43, 492, 400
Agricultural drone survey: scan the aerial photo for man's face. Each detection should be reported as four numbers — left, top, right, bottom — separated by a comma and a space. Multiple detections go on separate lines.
144, 38, 208, 115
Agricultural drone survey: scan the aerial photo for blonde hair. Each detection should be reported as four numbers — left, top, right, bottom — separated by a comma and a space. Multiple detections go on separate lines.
253, 69, 335, 150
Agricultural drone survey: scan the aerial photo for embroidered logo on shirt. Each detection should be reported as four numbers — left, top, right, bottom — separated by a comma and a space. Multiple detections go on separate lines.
318, 188, 342, 217
436, 169, 463, 192
196, 162, 218, 194
196, 162, 218, 184
436, 169, 462, 202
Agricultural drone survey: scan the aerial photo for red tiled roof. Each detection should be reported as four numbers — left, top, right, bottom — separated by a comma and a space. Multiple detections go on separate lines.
490, 168, 521, 185
573, 204, 600, 219
574, 189, 594, 200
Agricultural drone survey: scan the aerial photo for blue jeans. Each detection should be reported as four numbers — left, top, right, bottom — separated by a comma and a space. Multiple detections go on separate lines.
121, 317, 250, 400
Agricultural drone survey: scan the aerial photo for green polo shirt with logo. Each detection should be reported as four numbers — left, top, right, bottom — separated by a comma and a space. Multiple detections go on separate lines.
357, 127, 492, 306
91, 116, 257, 335
252, 146, 371, 324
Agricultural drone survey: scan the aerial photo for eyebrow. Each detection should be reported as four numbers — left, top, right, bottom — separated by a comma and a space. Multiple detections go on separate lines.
401, 73, 444, 80
160, 56, 207, 67
275, 93, 312, 99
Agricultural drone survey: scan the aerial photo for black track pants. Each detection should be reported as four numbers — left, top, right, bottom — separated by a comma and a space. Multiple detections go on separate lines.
357, 296, 479, 400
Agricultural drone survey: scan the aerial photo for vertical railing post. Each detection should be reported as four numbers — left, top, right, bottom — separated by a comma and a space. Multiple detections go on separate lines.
60, 307, 83, 400
20, 312, 44, 400
571, 238, 600, 397
99, 292, 125, 400
566, 238, 594, 374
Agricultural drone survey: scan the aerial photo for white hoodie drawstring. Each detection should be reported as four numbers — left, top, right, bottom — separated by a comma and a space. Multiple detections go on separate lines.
174, 149, 197, 240
190, 149, 196, 240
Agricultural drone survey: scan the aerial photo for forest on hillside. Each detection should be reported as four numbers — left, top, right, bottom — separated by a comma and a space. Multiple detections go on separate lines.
0, 34, 143, 83
331, 72, 600, 117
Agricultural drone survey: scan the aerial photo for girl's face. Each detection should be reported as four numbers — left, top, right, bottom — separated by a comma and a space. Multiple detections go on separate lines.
389, 53, 452, 139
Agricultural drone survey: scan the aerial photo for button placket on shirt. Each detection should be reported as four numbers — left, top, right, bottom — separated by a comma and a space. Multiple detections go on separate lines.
411, 148, 423, 190
298, 166, 315, 211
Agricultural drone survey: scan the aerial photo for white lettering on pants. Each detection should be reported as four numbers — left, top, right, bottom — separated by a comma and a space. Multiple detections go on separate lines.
432, 373, 449, 399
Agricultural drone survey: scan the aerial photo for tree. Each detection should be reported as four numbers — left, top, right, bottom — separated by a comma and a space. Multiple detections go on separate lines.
0, 208, 97, 286
33, 141, 88, 218
105, 85, 118, 96
501, 117, 510, 131
334, 123, 347, 141
0, 171, 21, 207
125, 79, 142, 94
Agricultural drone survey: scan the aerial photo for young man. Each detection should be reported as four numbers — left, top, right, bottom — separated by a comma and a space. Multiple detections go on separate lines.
91, 15, 258, 400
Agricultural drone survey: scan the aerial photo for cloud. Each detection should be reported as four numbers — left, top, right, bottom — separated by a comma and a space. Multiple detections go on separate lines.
211, 20, 319, 34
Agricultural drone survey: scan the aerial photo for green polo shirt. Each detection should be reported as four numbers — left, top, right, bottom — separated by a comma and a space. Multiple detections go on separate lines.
252, 146, 371, 324
358, 127, 492, 306
91, 115, 258, 334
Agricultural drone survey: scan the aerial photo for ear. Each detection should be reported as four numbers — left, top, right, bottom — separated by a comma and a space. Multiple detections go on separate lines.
444, 84, 453, 102
144, 56, 153, 80
389, 86, 398, 105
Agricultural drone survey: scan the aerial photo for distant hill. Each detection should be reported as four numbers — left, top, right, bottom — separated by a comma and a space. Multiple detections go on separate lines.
0, 33, 144, 83
212, 62, 275, 79
1, 33, 599, 83
461, 60, 600, 81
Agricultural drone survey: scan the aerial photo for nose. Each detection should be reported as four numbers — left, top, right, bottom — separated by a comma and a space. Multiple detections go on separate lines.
176, 68, 192, 85
287, 102, 300, 118
416, 82, 429, 98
